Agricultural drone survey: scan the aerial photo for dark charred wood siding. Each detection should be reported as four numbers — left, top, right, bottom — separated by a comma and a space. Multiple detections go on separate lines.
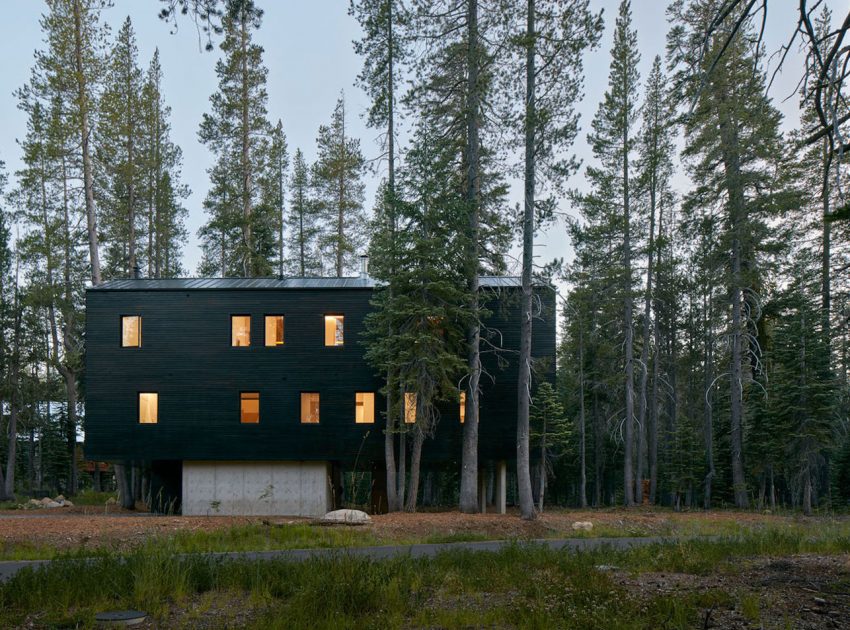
84, 285, 556, 465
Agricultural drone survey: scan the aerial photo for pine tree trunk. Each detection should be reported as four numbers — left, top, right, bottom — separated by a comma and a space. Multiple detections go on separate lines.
578, 321, 588, 508
240, 17, 252, 277
622, 108, 636, 507
72, 0, 101, 285
714, 90, 750, 509
821, 137, 831, 348
516, 0, 536, 521
4, 276, 21, 499
397, 426, 406, 508
385, 380, 399, 511
126, 59, 136, 275
702, 286, 715, 509
459, 0, 482, 514
405, 426, 425, 512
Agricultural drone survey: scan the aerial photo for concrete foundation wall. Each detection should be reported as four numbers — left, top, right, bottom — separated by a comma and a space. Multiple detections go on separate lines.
181, 461, 332, 516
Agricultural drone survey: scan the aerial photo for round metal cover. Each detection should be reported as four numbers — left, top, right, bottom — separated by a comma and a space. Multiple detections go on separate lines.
94, 610, 147, 626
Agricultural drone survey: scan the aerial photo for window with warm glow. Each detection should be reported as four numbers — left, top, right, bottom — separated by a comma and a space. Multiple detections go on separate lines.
460, 391, 466, 423
404, 392, 417, 424
240, 392, 259, 423
324, 315, 344, 346
301, 392, 320, 424
265, 315, 285, 346
122, 316, 141, 347
355, 392, 375, 424
231, 315, 251, 347
139, 392, 158, 424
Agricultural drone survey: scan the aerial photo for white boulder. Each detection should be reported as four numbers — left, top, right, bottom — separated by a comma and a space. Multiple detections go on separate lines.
320, 509, 372, 525
572, 521, 594, 532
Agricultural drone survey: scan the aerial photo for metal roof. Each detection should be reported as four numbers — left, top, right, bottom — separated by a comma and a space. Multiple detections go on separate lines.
88, 275, 523, 291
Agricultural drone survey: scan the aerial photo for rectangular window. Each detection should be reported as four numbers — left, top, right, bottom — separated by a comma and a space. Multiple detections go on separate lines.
240, 392, 260, 423
404, 392, 417, 424
265, 315, 285, 346
231, 315, 251, 347
301, 392, 320, 424
355, 392, 375, 424
139, 392, 158, 424
122, 315, 141, 347
459, 391, 466, 424
324, 315, 344, 346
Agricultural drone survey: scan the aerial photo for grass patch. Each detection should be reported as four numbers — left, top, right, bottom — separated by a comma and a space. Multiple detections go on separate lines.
71, 490, 118, 506
1, 526, 848, 628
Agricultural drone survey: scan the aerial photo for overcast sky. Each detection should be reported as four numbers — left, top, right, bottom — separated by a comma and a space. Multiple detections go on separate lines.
0, 1, 813, 277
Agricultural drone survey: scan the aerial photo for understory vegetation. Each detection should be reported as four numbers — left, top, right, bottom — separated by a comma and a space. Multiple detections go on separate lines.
1, 527, 849, 628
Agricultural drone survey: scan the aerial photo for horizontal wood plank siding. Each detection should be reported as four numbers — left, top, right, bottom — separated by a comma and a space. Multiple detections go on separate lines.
84, 285, 556, 465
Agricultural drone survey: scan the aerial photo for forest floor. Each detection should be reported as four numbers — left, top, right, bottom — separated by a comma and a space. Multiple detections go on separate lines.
0, 505, 843, 559
0, 517, 847, 628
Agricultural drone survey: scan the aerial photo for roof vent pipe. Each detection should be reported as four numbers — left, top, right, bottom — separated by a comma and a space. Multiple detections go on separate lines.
131, 264, 141, 280
359, 255, 369, 278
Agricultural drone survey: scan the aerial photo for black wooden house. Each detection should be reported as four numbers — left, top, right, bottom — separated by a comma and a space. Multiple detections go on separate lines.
84, 271, 556, 516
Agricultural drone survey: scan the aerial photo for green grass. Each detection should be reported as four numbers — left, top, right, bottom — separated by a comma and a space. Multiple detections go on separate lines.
70, 490, 118, 506
1, 526, 848, 628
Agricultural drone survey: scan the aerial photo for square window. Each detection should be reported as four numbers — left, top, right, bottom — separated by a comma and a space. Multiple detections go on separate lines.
460, 391, 466, 424
232, 315, 251, 347
355, 392, 375, 424
324, 315, 344, 346
265, 315, 285, 346
301, 392, 320, 424
139, 392, 158, 424
241, 392, 259, 423
404, 392, 417, 424
122, 316, 141, 347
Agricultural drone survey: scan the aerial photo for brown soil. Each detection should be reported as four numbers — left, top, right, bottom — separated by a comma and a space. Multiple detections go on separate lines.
616, 553, 850, 629
0, 506, 829, 553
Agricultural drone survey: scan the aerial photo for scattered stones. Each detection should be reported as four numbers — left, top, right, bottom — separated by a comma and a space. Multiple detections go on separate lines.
572, 521, 593, 531
320, 509, 372, 525
23, 495, 74, 509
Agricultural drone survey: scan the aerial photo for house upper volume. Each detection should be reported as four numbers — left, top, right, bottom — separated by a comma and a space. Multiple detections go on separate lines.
83, 273, 556, 515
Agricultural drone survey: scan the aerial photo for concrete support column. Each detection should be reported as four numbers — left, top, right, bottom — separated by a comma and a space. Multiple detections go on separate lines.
496, 460, 507, 514
478, 468, 487, 514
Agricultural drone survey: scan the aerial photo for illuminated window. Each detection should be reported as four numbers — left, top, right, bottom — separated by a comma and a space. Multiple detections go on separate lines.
139, 392, 158, 424
240, 392, 260, 423
301, 392, 320, 424
460, 391, 466, 423
265, 315, 285, 346
404, 392, 417, 424
324, 315, 344, 346
231, 315, 251, 347
355, 392, 375, 424
122, 316, 141, 347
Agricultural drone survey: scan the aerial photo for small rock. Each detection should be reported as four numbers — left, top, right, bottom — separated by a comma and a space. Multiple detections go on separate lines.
320, 509, 372, 525
63, 500, 74, 507
55, 495, 66, 502
572, 521, 593, 531
42, 500, 62, 508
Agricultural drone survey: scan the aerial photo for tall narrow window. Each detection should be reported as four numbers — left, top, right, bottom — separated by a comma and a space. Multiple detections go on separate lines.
231, 315, 251, 347
240, 392, 260, 423
301, 392, 320, 424
265, 315, 285, 346
404, 392, 417, 424
355, 392, 375, 424
324, 315, 344, 346
139, 392, 158, 424
122, 316, 141, 347
459, 391, 466, 424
